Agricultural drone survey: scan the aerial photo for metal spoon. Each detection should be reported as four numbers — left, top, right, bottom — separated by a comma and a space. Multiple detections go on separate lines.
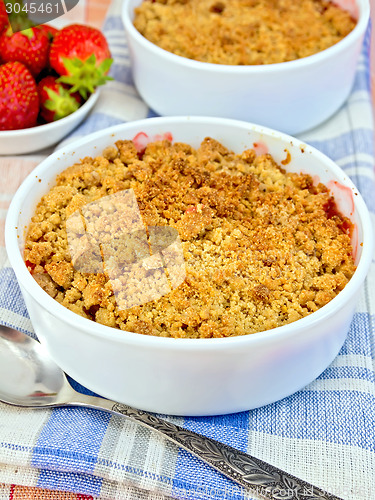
0, 324, 342, 500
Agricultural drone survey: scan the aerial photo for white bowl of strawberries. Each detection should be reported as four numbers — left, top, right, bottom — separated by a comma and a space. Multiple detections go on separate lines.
0, 21, 112, 155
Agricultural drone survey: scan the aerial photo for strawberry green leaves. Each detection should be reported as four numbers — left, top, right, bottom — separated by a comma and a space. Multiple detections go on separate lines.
58, 54, 113, 99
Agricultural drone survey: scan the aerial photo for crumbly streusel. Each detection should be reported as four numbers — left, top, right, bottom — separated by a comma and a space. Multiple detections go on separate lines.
133, 0, 356, 65
24, 137, 356, 338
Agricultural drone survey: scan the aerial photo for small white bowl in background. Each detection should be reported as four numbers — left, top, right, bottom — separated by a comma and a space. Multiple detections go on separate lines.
122, 0, 369, 135
0, 91, 99, 156
5, 117, 374, 416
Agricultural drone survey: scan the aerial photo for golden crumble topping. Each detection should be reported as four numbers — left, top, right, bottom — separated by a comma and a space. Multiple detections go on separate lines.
133, 0, 356, 65
24, 137, 356, 338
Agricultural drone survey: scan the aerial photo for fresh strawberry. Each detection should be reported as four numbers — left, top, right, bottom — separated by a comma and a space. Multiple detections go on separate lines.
0, 61, 39, 130
0, 0, 9, 36
38, 75, 82, 123
0, 26, 50, 76
37, 23, 59, 41
49, 24, 113, 99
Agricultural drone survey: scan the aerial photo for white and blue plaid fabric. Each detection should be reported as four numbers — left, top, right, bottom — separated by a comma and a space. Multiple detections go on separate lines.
0, 1, 374, 499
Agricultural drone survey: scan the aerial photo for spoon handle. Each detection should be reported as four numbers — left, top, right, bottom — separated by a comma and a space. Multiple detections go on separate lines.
81, 397, 342, 500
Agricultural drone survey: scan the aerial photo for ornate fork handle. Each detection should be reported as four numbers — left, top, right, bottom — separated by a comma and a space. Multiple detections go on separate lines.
110, 403, 342, 500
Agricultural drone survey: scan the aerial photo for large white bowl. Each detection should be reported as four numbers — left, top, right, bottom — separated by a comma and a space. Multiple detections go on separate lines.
0, 91, 99, 156
5, 117, 374, 416
122, 0, 369, 135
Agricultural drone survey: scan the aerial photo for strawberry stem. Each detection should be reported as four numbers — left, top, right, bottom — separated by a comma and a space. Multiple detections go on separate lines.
44, 86, 80, 121
21, 27, 34, 39
57, 55, 113, 99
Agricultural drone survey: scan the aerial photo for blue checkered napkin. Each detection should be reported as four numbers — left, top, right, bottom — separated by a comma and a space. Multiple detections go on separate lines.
1, 1, 375, 498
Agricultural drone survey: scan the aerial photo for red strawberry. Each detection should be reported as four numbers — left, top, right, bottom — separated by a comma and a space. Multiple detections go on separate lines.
38, 75, 82, 123
0, 61, 39, 130
0, 0, 9, 36
37, 23, 59, 41
0, 26, 50, 76
49, 24, 113, 99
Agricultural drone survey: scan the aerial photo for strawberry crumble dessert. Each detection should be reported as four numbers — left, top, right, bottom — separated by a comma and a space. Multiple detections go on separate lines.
24, 137, 356, 338
133, 0, 356, 65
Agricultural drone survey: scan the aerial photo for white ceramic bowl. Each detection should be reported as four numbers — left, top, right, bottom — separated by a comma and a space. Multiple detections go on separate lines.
0, 91, 99, 156
5, 117, 373, 416
122, 0, 369, 135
